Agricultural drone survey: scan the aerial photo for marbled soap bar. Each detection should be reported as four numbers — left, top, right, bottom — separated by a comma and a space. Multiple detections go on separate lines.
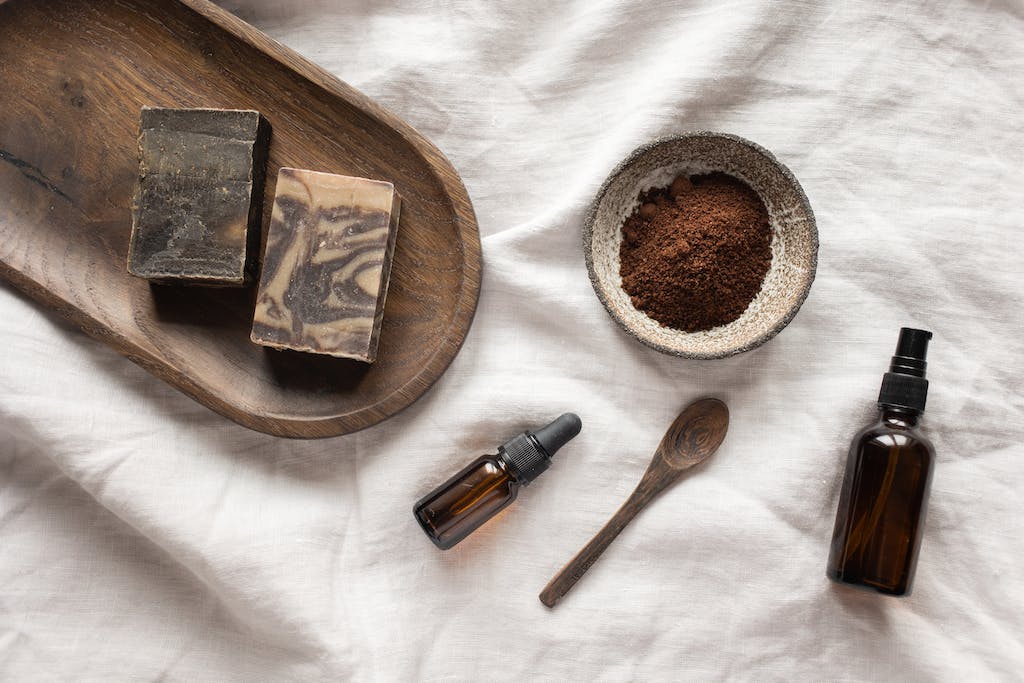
251, 168, 402, 362
127, 107, 270, 285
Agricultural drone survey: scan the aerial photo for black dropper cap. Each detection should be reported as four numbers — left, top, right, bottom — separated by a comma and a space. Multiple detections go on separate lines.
878, 328, 932, 413
498, 413, 582, 485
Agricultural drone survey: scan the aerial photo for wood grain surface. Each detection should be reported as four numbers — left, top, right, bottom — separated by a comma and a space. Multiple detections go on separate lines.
0, 0, 482, 437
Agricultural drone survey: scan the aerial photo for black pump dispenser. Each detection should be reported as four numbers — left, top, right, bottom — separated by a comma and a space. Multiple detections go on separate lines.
878, 328, 932, 413
501, 413, 583, 485
829, 327, 937, 595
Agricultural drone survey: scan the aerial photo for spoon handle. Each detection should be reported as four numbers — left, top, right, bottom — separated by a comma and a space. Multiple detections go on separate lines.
539, 480, 662, 608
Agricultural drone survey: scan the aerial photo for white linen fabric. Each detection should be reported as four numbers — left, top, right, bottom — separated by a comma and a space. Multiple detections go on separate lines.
2, 1, 1023, 680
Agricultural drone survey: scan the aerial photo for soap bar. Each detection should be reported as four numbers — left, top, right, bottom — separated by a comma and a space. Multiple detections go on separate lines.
127, 107, 270, 285
251, 168, 402, 362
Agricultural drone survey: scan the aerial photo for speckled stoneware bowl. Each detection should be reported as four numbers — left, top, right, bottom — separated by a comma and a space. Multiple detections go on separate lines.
583, 132, 818, 359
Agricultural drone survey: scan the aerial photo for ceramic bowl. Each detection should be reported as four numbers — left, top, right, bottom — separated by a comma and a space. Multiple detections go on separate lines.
583, 132, 818, 359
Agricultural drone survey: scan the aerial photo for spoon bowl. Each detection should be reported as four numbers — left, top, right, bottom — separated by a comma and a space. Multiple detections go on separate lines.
656, 397, 729, 469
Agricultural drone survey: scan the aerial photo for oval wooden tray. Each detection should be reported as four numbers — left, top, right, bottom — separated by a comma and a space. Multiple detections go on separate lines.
0, 0, 481, 438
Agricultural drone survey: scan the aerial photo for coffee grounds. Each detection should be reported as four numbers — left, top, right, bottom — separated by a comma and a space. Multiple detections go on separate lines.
619, 173, 771, 332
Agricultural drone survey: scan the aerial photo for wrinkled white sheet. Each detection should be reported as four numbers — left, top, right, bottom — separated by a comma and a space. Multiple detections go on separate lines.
3, 0, 1023, 680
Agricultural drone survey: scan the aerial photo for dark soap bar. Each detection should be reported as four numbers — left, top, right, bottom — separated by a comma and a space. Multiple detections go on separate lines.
250, 168, 402, 363
127, 107, 270, 285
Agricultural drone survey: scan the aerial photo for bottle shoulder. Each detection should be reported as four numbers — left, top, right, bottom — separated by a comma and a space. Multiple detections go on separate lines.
854, 417, 935, 456
449, 452, 517, 482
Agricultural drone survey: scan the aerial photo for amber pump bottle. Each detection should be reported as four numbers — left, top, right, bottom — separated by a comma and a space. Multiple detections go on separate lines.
827, 328, 935, 596
414, 413, 582, 550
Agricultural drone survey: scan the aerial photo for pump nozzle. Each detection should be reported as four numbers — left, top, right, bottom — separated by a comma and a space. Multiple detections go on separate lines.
878, 328, 932, 413
890, 327, 932, 377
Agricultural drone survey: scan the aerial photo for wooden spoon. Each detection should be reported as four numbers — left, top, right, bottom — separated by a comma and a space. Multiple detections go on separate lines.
539, 398, 729, 607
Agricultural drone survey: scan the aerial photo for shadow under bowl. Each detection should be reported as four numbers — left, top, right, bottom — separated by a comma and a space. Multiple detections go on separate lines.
583, 132, 818, 359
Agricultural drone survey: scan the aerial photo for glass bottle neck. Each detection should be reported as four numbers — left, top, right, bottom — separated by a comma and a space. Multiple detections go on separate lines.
494, 453, 520, 483
879, 406, 920, 428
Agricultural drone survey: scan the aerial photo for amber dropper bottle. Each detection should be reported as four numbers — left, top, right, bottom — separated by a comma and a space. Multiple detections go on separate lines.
414, 413, 582, 550
827, 328, 935, 596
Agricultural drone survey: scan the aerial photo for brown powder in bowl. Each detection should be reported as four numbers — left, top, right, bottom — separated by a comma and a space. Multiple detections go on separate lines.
619, 172, 771, 332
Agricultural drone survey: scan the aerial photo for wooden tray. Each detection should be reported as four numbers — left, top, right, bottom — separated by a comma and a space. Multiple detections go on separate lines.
0, 0, 481, 437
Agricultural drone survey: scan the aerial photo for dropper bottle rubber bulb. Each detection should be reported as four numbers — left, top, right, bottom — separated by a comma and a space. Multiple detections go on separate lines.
414, 413, 582, 550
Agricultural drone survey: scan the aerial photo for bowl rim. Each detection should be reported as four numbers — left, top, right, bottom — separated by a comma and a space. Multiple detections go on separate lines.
582, 131, 819, 359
